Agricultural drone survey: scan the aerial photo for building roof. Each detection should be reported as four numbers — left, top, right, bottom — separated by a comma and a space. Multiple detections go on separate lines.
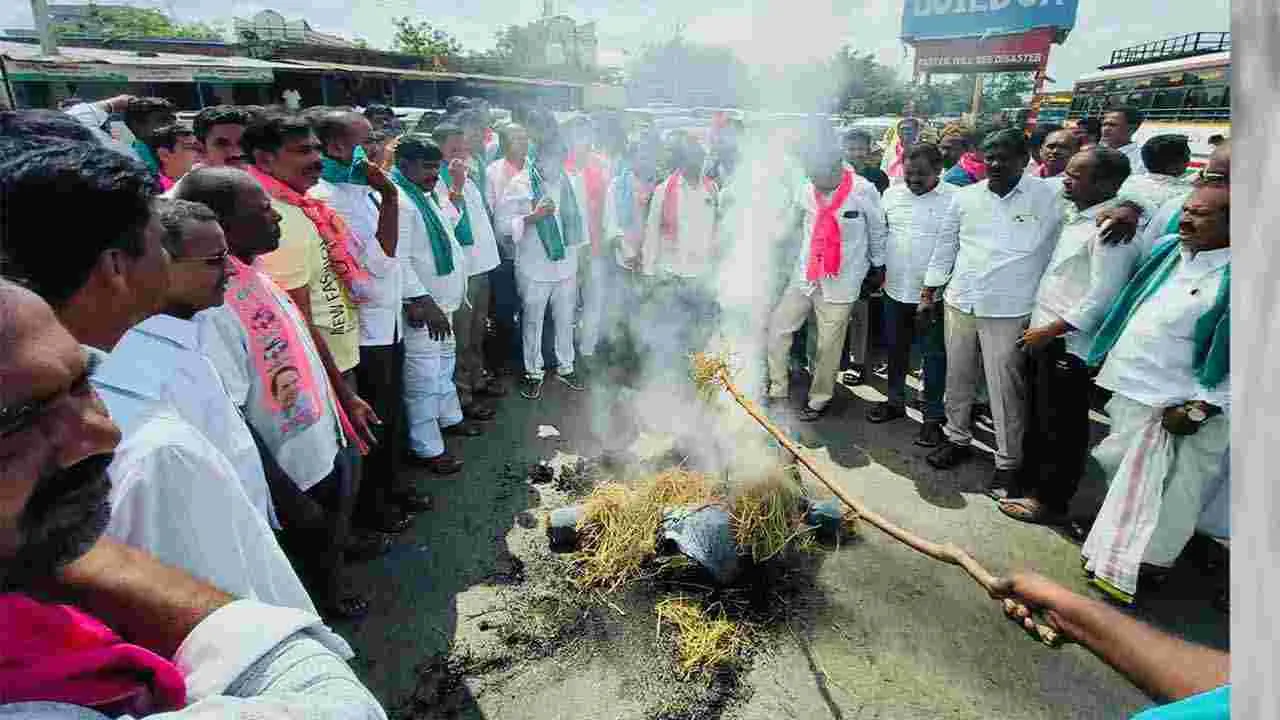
0, 39, 583, 89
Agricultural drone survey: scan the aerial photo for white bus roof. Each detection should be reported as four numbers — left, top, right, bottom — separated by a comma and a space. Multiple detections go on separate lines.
1076, 51, 1230, 84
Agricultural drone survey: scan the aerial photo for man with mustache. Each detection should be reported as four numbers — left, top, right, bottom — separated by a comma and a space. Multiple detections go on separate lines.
179, 165, 374, 619
0, 140, 321, 616
1036, 129, 1081, 195
109, 199, 277, 530
192, 104, 254, 169
0, 279, 382, 717
1080, 178, 1231, 605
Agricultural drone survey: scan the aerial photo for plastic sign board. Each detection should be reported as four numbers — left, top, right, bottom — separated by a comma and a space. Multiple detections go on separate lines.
913, 27, 1056, 74
902, 0, 1079, 41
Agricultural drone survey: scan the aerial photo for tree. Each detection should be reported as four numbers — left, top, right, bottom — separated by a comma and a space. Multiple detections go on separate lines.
983, 72, 1035, 111
391, 17, 462, 61
53, 5, 223, 41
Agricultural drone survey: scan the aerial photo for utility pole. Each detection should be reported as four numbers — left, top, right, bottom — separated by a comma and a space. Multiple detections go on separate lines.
30, 0, 59, 55
970, 73, 983, 118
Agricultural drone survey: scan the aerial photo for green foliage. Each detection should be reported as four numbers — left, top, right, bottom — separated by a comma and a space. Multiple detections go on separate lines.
391, 16, 462, 60
53, 4, 223, 41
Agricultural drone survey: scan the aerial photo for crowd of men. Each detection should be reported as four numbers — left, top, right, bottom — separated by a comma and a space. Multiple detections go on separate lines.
0, 93, 1231, 717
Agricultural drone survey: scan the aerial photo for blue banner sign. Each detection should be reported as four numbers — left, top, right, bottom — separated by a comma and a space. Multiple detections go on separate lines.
901, 0, 1079, 41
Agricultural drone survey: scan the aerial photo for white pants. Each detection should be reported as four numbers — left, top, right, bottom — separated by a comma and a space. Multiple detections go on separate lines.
520, 273, 576, 379
942, 306, 1029, 470
767, 287, 853, 411
403, 326, 463, 459
578, 253, 611, 358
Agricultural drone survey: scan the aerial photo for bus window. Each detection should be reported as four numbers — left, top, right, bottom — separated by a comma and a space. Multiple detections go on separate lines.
1152, 88, 1186, 110
1185, 84, 1226, 110
1125, 90, 1154, 109
1070, 96, 1088, 113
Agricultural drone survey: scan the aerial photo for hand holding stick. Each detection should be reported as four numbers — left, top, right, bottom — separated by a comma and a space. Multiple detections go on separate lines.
691, 353, 1061, 647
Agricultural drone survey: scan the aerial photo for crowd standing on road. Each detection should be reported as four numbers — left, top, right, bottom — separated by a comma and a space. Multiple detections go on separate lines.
0, 95, 1231, 717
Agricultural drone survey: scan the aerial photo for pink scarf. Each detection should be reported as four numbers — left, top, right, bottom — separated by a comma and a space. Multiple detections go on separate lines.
806, 170, 856, 282
958, 152, 987, 182
247, 166, 372, 304
0, 593, 186, 715
566, 152, 609, 254
659, 171, 718, 248
225, 257, 367, 454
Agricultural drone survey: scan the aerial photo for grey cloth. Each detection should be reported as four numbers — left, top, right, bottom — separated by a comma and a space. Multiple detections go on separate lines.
0, 632, 384, 719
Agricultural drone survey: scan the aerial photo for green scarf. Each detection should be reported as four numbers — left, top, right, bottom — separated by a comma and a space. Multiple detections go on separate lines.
131, 140, 160, 174
437, 165, 475, 247
320, 146, 370, 186
1088, 237, 1229, 389
390, 168, 454, 276
528, 160, 581, 262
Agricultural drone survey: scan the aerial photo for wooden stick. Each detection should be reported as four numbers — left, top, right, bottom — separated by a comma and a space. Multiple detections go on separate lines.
711, 365, 1061, 646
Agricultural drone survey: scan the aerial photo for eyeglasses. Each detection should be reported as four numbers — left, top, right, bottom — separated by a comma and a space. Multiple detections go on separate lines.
172, 249, 230, 267
1197, 168, 1228, 184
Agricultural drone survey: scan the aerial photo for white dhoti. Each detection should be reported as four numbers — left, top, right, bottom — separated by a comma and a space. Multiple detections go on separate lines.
1082, 393, 1230, 597
519, 272, 577, 379
403, 325, 463, 459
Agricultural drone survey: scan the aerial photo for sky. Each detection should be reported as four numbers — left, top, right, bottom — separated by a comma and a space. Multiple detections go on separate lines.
2, 0, 1230, 91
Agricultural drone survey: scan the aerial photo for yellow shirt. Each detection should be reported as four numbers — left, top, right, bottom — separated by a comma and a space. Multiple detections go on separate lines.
257, 199, 361, 373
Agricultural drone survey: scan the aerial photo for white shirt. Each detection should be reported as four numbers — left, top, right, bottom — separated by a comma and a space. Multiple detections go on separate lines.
881, 181, 959, 304
1029, 199, 1142, 360
1120, 172, 1192, 217
788, 174, 889, 303
64, 101, 139, 161
497, 168, 590, 283
485, 157, 526, 224
1113, 141, 1147, 175
398, 184, 467, 313
1095, 245, 1230, 410
1137, 194, 1189, 261
309, 179, 405, 346
934, 175, 1067, 318
1042, 173, 1066, 198
91, 347, 319, 617
195, 266, 343, 492
642, 174, 719, 278
113, 314, 277, 529
1, 601, 370, 718
434, 176, 500, 277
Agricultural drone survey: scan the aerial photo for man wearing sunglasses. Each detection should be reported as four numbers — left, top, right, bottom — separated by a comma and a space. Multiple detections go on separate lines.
110, 199, 279, 534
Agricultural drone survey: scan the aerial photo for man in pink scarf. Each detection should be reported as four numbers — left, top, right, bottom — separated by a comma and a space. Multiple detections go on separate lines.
767, 148, 888, 421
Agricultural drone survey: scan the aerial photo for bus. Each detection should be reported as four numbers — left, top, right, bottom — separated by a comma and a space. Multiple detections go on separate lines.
1030, 91, 1073, 128
1068, 32, 1230, 167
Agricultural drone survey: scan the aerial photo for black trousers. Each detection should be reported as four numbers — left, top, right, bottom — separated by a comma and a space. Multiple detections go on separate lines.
354, 342, 407, 519
1018, 338, 1092, 513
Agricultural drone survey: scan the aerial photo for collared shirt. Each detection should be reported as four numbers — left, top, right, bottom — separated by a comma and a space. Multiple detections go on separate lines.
433, 176, 500, 277
309, 179, 405, 347
195, 266, 344, 492
256, 199, 361, 372
90, 347, 318, 616
935, 175, 1067, 318
1121, 172, 1193, 218
788, 176, 889, 303
641, 174, 719, 279
485, 157, 528, 258
1113, 141, 1148, 175
1030, 199, 1142, 360
496, 169, 590, 283
1095, 245, 1231, 410
398, 184, 467, 313
0, 601, 368, 718
881, 181, 959, 304
113, 314, 277, 529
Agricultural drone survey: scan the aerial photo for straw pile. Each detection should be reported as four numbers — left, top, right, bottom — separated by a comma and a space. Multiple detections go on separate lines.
655, 597, 743, 677
730, 469, 813, 563
574, 468, 716, 591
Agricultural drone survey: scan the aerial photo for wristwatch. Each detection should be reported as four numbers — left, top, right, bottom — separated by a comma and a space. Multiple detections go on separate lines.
1185, 404, 1208, 424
